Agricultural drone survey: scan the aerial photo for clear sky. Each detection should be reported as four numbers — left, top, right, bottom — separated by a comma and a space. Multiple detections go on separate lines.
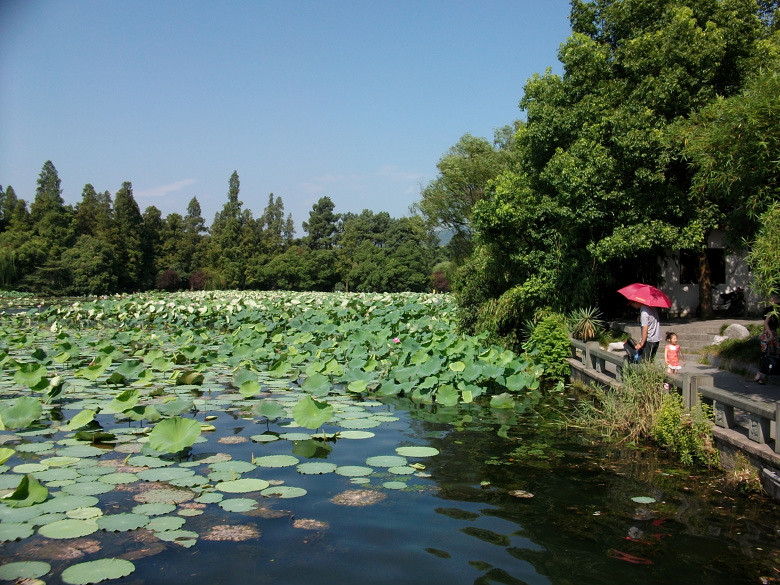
0, 0, 573, 234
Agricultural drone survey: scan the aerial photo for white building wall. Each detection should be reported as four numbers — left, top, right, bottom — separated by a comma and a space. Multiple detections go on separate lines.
659, 231, 763, 317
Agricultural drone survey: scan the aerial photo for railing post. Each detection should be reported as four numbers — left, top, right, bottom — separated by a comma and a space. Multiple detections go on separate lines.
688, 374, 711, 410
586, 342, 600, 372
775, 403, 780, 454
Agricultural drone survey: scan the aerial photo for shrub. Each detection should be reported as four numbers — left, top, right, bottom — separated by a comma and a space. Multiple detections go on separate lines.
155, 269, 181, 291
524, 313, 570, 381
652, 392, 719, 467
574, 361, 664, 443
189, 270, 207, 291
430, 270, 449, 293
569, 306, 604, 342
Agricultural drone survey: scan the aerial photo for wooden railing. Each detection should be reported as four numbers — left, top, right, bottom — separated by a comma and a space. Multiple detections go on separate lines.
569, 339, 780, 453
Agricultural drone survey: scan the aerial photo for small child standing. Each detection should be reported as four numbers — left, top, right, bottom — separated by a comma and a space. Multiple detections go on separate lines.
664, 332, 686, 374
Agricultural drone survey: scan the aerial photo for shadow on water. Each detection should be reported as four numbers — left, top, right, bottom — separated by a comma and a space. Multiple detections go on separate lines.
2, 392, 779, 585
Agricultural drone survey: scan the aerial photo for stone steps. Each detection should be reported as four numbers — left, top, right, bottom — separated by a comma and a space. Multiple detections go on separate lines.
614, 319, 761, 355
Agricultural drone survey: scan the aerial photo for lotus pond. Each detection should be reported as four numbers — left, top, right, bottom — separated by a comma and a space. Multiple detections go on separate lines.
0, 291, 778, 585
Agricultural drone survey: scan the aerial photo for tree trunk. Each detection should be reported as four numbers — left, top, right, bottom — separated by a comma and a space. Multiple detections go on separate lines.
697, 248, 714, 319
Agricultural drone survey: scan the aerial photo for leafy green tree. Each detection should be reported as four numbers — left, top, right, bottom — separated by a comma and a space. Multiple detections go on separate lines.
206, 171, 251, 288
60, 235, 118, 295
462, 0, 772, 329
140, 206, 164, 290
415, 132, 513, 262
260, 193, 287, 254
113, 181, 144, 291
183, 197, 207, 277
303, 196, 339, 250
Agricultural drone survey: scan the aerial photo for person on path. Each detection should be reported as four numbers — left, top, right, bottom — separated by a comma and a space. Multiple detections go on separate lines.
664, 332, 686, 374
755, 301, 779, 384
630, 301, 662, 362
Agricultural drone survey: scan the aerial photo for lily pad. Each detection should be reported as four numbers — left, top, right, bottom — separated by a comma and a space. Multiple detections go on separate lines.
297, 462, 338, 475
0, 396, 43, 430
61, 558, 135, 585
215, 478, 270, 493
38, 518, 99, 539
252, 455, 299, 468
631, 496, 657, 504
261, 485, 307, 498
97, 513, 150, 532
395, 446, 439, 457
0, 561, 51, 580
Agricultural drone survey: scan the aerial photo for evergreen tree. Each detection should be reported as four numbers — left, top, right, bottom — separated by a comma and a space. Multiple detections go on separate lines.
207, 171, 249, 288
303, 196, 339, 250
113, 181, 144, 291
140, 206, 164, 289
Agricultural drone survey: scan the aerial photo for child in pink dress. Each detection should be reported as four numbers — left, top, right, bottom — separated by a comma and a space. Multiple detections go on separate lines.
664, 332, 686, 374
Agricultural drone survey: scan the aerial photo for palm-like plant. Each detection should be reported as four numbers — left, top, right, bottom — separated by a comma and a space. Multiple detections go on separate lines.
570, 306, 604, 342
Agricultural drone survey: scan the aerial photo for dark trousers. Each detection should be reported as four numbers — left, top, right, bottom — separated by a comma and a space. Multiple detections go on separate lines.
639, 341, 659, 362
760, 354, 779, 376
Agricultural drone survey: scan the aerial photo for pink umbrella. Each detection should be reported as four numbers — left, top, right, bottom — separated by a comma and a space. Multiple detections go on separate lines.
617, 283, 671, 309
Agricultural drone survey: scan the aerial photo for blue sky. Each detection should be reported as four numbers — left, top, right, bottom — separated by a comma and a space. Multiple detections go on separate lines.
0, 1, 573, 234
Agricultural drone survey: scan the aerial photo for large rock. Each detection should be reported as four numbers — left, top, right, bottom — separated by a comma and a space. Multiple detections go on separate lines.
724, 323, 751, 340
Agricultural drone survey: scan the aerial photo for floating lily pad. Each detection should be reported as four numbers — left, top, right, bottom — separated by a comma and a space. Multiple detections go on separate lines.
631, 496, 656, 504
154, 529, 198, 547
252, 455, 299, 468
195, 491, 223, 504
61, 558, 135, 584
250, 434, 279, 443
366, 455, 407, 468
67, 507, 104, 520
0, 522, 35, 542
0, 560, 51, 580
219, 498, 258, 513
209, 460, 256, 474
335, 466, 373, 477
215, 478, 270, 493
297, 462, 338, 475
146, 515, 186, 532
62, 482, 114, 496
97, 513, 150, 532
337, 430, 375, 440
132, 503, 176, 516
383, 481, 407, 490
261, 485, 307, 499
38, 518, 99, 539
395, 446, 439, 457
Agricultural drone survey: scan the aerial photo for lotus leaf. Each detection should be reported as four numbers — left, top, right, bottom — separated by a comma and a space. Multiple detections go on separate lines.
62, 482, 114, 496
13, 462, 48, 473
490, 393, 515, 409
146, 515, 186, 532
176, 370, 204, 385
209, 460, 256, 473
0, 396, 42, 429
252, 455, 299, 468
147, 416, 201, 453
156, 397, 194, 417
219, 498, 257, 512
436, 385, 459, 406
106, 389, 140, 413
97, 512, 150, 532
0, 522, 35, 542
383, 481, 407, 490
61, 558, 135, 585
250, 433, 279, 443
252, 399, 286, 420
0, 560, 51, 580
297, 462, 338, 474
2, 474, 48, 508
13, 361, 48, 388
238, 380, 263, 397
66, 507, 103, 520
154, 528, 198, 547
292, 395, 334, 429
631, 496, 656, 504
366, 455, 407, 468
388, 466, 415, 475
216, 478, 270, 493
38, 518, 99, 539
335, 465, 373, 477
261, 485, 307, 498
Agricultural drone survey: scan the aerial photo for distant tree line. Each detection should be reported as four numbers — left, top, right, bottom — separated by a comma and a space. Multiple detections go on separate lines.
0, 165, 447, 295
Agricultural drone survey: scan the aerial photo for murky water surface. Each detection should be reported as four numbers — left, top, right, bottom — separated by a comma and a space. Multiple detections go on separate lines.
3, 393, 778, 585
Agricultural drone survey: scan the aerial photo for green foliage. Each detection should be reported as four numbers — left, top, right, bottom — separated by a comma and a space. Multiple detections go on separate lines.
700, 336, 762, 366
569, 306, 604, 342
523, 313, 570, 381
574, 362, 665, 444
652, 392, 719, 467
748, 203, 780, 299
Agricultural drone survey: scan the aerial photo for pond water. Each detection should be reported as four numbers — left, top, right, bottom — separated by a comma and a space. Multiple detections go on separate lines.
2, 389, 778, 585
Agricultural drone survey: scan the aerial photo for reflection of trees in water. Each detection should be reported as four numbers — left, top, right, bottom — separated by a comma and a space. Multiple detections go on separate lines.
387, 396, 780, 585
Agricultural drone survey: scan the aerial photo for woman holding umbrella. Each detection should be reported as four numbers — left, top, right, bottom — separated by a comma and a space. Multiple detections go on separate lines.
619, 284, 671, 363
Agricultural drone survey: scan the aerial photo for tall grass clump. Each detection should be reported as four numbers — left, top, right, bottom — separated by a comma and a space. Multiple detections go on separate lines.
574, 362, 664, 444
652, 393, 719, 468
